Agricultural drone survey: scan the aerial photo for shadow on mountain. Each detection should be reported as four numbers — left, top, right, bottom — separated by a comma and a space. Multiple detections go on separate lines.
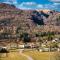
31, 11, 44, 25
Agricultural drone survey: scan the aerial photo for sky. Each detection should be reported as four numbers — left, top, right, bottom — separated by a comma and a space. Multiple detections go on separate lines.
0, 0, 60, 11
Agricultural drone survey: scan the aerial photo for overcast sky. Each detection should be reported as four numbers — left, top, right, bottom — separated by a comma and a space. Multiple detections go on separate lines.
0, 0, 60, 11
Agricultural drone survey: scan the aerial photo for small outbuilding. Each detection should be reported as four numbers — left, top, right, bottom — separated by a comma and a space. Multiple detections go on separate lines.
0, 47, 9, 57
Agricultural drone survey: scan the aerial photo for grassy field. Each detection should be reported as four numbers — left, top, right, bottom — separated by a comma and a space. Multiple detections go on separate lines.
0, 50, 58, 60
0, 52, 27, 60
24, 50, 56, 60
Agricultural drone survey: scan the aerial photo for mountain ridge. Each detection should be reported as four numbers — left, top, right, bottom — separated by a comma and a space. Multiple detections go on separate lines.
0, 3, 60, 34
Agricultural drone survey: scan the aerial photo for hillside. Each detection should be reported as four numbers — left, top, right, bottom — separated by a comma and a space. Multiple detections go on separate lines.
0, 3, 16, 9
0, 3, 60, 40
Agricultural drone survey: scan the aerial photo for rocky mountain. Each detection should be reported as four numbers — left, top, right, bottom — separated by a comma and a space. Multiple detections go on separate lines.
0, 3, 16, 9
0, 3, 60, 35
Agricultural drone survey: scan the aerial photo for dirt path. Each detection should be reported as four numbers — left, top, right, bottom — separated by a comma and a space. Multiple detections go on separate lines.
19, 50, 34, 60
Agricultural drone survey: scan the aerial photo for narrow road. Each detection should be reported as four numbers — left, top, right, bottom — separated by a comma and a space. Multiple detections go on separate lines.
19, 50, 34, 60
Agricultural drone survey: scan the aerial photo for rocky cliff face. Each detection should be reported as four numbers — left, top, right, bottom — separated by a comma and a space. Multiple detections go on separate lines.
0, 3, 60, 34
